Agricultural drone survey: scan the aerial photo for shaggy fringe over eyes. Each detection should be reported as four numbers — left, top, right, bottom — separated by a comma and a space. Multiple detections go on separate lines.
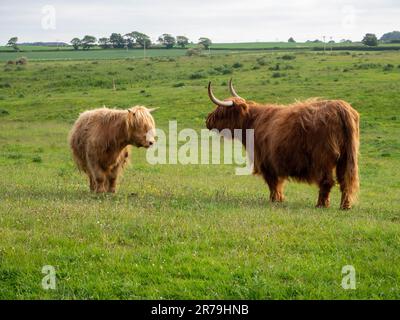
127, 106, 155, 130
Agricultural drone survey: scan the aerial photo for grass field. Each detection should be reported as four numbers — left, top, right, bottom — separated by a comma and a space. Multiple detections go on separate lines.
1, 42, 399, 62
0, 50, 400, 299
0, 48, 220, 62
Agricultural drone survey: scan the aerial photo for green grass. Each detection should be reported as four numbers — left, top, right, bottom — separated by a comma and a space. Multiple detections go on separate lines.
208, 41, 400, 49
0, 48, 216, 62
0, 45, 73, 52
2, 42, 399, 62
0, 50, 399, 299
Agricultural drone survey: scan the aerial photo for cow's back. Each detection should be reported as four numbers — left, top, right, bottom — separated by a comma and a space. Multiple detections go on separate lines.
254, 100, 349, 182
69, 110, 99, 172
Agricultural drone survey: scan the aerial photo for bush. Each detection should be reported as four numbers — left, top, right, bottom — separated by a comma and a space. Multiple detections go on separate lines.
173, 82, 185, 88
221, 68, 232, 75
269, 63, 280, 71
272, 72, 284, 78
0, 109, 9, 116
256, 58, 267, 66
280, 54, 296, 60
354, 63, 381, 70
212, 65, 232, 75
189, 71, 207, 79
383, 64, 394, 71
16, 57, 28, 65
0, 83, 11, 88
6, 60, 15, 65
232, 62, 243, 69
32, 156, 42, 163
282, 64, 295, 70
186, 48, 202, 57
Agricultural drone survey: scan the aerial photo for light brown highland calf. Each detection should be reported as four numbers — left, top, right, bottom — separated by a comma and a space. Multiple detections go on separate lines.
69, 106, 157, 193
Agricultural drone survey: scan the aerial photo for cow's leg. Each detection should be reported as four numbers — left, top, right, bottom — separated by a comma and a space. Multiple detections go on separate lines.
107, 164, 123, 193
86, 152, 108, 193
336, 160, 351, 210
94, 172, 107, 193
316, 173, 335, 208
89, 175, 96, 192
261, 169, 285, 202
268, 178, 285, 202
89, 165, 107, 193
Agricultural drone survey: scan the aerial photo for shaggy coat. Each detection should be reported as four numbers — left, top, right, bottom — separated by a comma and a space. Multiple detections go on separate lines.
69, 106, 156, 193
206, 96, 360, 209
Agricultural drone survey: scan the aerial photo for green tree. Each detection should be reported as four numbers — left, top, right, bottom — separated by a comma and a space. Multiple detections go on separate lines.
98, 37, 111, 49
7, 37, 19, 51
380, 31, 400, 43
362, 33, 378, 47
81, 35, 97, 50
158, 34, 176, 49
198, 37, 212, 50
71, 38, 81, 50
123, 34, 134, 48
177, 36, 189, 48
109, 33, 125, 48
125, 31, 151, 48
288, 37, 296, 43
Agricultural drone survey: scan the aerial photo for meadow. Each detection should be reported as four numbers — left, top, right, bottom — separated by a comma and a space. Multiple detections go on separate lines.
1, 42, 399, 62
0, 48, 209, 62
0, 49, 399, 299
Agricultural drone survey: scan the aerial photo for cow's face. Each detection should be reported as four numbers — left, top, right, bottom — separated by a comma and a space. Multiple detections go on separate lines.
206, 81, 251, 135
127, 107, 157, 148
206, 98, 249, 134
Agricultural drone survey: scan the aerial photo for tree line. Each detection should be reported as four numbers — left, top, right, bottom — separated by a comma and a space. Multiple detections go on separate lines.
289, 32, 400, 47
5, 31, 400, 51
70, 32, 212, 50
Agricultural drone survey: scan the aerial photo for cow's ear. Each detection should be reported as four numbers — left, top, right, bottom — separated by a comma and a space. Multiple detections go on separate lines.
128, 109, 136, 115
234, 99, 249, 111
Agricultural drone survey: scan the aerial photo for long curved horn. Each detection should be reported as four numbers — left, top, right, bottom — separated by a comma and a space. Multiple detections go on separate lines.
208, 82, 234, 107
229, 78, 242, 99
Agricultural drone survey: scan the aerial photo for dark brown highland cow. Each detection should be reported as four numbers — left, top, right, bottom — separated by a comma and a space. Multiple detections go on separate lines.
206, 80, 360, 209
69, 106, 157, 193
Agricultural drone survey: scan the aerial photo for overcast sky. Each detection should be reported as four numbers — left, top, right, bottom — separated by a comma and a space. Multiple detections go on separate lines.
0, 0, 399, 44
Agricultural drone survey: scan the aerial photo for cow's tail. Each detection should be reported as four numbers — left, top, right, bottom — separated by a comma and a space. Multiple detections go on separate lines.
336, 101, 360, 209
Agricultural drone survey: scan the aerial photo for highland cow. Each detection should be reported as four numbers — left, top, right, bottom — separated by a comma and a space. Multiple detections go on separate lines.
206, 80, 360, 209
69, 106, 157, 193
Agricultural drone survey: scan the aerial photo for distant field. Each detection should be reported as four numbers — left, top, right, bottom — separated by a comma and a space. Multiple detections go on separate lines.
208, 42, 400, 51
1, 42, 399, 62
0, 45, 73, 52
209, 42, 334, 49
0, 49, 399, 299
0, 48, 235, 62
